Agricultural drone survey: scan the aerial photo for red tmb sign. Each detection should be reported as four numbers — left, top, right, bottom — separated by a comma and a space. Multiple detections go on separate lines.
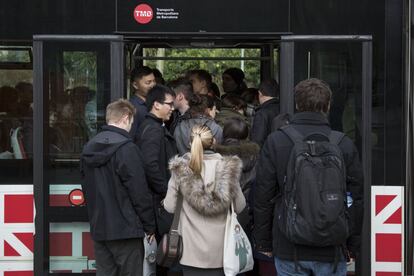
133, 4, 153, 24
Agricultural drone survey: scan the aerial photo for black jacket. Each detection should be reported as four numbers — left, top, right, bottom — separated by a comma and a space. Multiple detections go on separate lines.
136, 113, 178, 199
253, 112, 364, 262
215, 139, 260, 233
81, 125, 155, 241
215, 139, 260, 196
250, 98, 280, 147
129, 95, 148, 141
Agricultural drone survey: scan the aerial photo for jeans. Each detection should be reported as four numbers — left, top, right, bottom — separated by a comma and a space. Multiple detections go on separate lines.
275, 257, 347, 276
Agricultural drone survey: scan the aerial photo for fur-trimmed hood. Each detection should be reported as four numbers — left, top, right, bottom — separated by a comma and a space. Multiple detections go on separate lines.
169, 153, 242, 216
215, 140, 260, 173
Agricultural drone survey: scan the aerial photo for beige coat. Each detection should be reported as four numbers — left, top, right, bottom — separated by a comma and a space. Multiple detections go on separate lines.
164, 152, 246, 268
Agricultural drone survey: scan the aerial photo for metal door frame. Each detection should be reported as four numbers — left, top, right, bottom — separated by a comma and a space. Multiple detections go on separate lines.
279, 35, 373, 275
33, 35, 124, 276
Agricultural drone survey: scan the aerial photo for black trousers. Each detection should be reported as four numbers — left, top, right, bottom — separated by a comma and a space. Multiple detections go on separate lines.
181, 265, 224, 276
94, 238, 144, 276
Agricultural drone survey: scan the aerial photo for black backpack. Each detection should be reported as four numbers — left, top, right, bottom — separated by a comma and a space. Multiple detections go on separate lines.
278, 125, 349, 247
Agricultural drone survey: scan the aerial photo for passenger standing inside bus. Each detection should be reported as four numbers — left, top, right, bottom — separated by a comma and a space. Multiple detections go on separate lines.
129, 66, 156, 141
164, 124, 246, 276
135, 85, 178, 239
168, 77, 194, 134
81, 99, 155, 276
250, 79, 280, 147
215, 117, 259, 230
153, 68, 166, 85
174, 94, 222, 155
241, 87, 259, 126
188, 69, 212, 95
215, 94, 249, 129
222, 67, 247, 98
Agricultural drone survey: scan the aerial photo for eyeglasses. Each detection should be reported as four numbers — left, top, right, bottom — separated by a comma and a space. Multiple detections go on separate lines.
162, 101, 174, 108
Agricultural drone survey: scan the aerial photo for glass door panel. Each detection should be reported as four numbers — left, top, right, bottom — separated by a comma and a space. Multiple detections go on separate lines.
33, 35, 124, 275
279, 35, 372, 276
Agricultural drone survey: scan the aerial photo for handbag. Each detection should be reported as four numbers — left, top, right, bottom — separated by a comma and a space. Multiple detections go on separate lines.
223, 202, 254, 276
156, 193, 183, 267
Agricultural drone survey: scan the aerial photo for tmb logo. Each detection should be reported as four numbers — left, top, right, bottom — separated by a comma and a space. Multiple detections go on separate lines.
134, 4, 153, 24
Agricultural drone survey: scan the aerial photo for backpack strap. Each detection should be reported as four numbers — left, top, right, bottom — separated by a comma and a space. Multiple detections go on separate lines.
281, 126, 346, 145
280, 125, 304, 143
304, 132, 329, 141
329, 131, 345, 145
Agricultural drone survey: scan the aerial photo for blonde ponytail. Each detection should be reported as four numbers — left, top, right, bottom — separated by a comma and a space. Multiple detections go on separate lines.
189, 132, 203, 175
189, 124, 214, 175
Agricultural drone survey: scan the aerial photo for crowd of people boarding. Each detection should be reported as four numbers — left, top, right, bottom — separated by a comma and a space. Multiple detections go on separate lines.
81, 66, 364, 276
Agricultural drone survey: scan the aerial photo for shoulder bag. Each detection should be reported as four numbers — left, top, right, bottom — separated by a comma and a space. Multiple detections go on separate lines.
156, 193, 183, 267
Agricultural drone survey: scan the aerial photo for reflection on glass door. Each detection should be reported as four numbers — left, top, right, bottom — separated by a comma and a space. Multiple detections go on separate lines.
293, 42, 365, 151
43, 41, 111, 273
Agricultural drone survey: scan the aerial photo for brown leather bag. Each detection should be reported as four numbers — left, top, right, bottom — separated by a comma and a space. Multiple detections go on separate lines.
156, 193, 183, 267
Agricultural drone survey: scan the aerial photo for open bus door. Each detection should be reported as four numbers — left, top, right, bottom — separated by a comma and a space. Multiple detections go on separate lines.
30, 33, 380, 275
33, 35, 124, 275
279, 35, 373, 275
31, 33, 283, 276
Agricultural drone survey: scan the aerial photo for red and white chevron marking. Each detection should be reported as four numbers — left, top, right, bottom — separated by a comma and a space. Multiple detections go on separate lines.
0, 185, 34, 276
371, 186, 404, 276
0, 185, 95, 275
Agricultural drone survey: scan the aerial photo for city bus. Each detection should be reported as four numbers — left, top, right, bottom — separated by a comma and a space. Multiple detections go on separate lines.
0, 0, 412, 275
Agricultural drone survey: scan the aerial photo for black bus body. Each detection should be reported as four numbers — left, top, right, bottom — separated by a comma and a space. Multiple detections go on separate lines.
0, 0, 412, 275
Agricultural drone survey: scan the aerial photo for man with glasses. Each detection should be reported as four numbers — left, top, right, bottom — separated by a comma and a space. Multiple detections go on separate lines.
136, 85, 177, 249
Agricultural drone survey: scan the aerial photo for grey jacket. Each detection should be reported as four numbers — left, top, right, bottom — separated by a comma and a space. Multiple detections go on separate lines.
173, 115, 223, 155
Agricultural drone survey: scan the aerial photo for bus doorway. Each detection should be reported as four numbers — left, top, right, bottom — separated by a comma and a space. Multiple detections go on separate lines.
31, 34, 373, 275
127, 35, 373, 275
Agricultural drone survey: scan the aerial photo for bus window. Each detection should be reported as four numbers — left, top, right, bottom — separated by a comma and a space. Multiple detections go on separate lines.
48, 51, 103, 163
44, 43, 110, 200
0, 46, 32, 64
0, 46, 33, 183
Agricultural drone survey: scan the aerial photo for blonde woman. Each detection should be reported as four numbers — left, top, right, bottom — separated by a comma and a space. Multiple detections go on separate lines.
164, 124, 246, 276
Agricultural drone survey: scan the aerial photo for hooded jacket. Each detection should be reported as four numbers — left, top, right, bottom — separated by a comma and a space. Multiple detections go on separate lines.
163, 152, 246, 268
81, 125, 155, 241
215, 107, 250, 129
215, 139, 260, 195
215, 139, 260, 232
